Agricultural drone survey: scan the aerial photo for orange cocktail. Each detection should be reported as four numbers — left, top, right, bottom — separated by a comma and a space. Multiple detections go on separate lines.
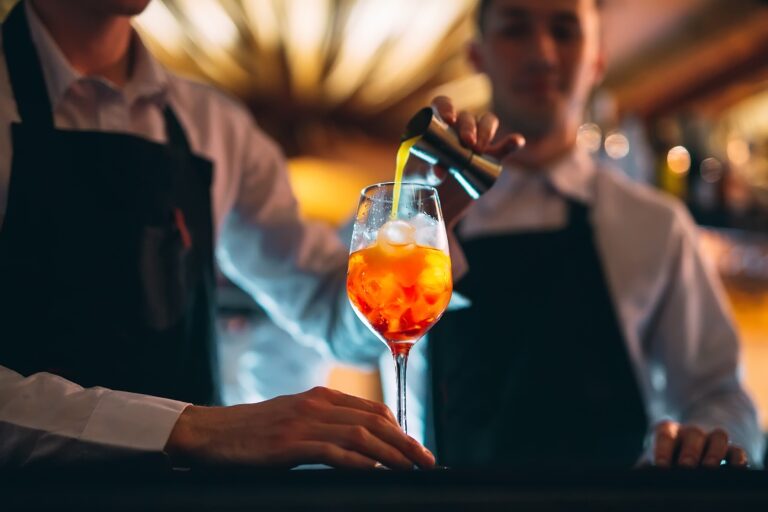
347, 241, 452, 354
347, 180, 450, 434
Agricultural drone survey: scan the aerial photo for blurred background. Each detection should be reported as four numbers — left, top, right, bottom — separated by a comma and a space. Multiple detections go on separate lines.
2, 0, 767, 426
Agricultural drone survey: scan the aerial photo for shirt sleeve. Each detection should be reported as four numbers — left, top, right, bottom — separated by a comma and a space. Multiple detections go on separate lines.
646, 206, 764, 466
0, 365, 188, 467
215, 119, 384, 366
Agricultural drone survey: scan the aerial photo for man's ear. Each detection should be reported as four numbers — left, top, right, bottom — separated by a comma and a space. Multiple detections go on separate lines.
467, 39, 486, 74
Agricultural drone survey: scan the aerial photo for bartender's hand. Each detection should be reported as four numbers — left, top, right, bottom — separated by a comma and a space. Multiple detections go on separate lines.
429, 96, 524, 228
652, 420, 748, 468
165, 386, 435, 470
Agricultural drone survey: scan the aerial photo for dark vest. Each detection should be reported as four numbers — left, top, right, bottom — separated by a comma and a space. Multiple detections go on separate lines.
0, 3, 218, 404
428, 199, 648, 468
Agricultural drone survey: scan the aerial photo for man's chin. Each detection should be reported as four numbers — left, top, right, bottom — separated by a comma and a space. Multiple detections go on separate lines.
82, 0, 152, 16
501, 102, 560, 137
514, 117, 560, 143
500, 145, 557, 171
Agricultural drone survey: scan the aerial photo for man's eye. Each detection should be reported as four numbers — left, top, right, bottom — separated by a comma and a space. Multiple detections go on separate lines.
551, 24, 581, 41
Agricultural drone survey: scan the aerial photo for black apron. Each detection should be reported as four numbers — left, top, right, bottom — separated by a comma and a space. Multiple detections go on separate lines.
428, 199, 648, 468
0, 3, 217, 404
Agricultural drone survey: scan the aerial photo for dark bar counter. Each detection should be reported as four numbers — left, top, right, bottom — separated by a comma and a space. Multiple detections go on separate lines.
4, 466, 768, 511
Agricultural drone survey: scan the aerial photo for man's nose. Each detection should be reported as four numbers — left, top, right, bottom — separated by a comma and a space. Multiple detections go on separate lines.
526, 25, 558, 69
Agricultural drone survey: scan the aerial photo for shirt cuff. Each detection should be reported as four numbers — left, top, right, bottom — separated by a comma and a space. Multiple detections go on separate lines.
81, 390, 190, 453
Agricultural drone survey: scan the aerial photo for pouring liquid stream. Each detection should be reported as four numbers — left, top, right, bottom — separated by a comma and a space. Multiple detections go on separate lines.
390, 136, 421, 220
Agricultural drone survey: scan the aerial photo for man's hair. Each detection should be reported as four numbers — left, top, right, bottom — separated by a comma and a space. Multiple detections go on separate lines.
476, 0, 605, 35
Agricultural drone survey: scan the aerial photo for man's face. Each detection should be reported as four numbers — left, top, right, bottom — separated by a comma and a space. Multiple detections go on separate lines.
471, 0, 603, 149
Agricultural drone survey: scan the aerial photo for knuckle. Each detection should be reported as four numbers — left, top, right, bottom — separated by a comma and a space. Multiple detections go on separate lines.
710, 428, 728, 440
372, 402, 392, 417
682, 425, 706, 440
295, 398, 322, 416
480, 112, 499, 125
308, 386, 331, 399
347, 426, 369, 445
371, 416, 392, 432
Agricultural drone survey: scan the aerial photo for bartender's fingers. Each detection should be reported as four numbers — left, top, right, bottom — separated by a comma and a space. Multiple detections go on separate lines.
485, 133, 526, 160
310, 424, 415, 470
432, 95, 485, 148
431, 95, 457, 123
313, 386, 398, 425
727, 445, 749, 468
313, 404, 434, 469
279, 441, 378, 469
675, 425, 707, 468
701, 428, 730, 468
475, 112, 499, 151
301, 387, 434, 468
653, 420, 680, 467
456, 111, 478, 148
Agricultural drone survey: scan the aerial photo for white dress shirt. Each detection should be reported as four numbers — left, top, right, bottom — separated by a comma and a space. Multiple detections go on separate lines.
380, 149, 765, 465
0, 3, 379, 466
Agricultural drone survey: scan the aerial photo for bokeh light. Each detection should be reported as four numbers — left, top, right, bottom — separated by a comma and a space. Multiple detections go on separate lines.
604, 132, 630, 159
667, 145, 691, 175
700, 157, 724, 183
727, 138, 750, 167
576, 123, 602, 154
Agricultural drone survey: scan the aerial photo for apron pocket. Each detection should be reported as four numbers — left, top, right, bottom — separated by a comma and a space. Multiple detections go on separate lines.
139, 220, 189, 330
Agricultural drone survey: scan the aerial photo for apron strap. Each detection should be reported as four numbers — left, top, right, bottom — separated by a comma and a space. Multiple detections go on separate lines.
163, 106, 191, 154
565, 198, 590, 229
2, 1, 54, 127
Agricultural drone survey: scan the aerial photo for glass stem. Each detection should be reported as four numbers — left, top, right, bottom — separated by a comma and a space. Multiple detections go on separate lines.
394, 352, 409, 434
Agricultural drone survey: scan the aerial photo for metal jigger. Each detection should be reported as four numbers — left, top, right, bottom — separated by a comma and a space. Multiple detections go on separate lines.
402, 107, 502, 199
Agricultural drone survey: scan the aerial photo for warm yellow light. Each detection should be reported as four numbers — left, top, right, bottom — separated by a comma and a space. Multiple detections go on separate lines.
242, 0, 280, 51
727, 138, 750, 167
135, 1, 185, 55
284, 0, 332, 100
133, 0, 476, 117
667, 146, 691, 175
604, 132, 630, 159
430, 74, 492, 114
287, 157, 375, 226
177, 0, 238, 49
356, 0, 474, 109
323, 0, 406, 104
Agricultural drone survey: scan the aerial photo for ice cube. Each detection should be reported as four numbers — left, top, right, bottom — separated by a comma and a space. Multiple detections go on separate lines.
409, 213, 437, 231
406, 213, 449, 250
410, 214, 438, 247
379, 220, 416, 247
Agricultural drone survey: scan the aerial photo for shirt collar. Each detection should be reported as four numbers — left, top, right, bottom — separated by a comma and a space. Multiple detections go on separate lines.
125, 32, 170, 103
545, 147, 597, 205
25, 1, 79, 108
24, 1, 169, 108
499, 147, 597, 205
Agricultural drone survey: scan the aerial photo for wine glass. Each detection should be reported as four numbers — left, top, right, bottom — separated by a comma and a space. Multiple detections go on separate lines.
347, 182, 452, 434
